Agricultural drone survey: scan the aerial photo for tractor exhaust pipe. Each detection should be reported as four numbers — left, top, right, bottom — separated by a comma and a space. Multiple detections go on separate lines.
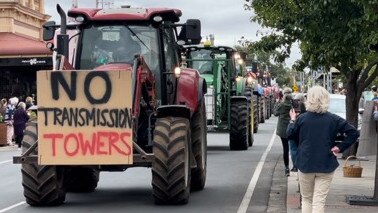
56, 4, 69, 59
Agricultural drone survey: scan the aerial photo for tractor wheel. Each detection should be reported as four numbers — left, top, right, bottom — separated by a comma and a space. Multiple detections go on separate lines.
230, 100, 249, 150
244, 87, 254, 146
265, 97, 270, 119
253, 95, 259, 133
152, 117, 191, 204
65, 167, 100, 193
259, 97, 265, 123
21, 120, 66, 206
190, 100, 207, 191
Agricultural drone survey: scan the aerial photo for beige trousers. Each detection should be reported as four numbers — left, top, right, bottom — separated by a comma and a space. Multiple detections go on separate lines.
7, 125, 13, 145
298, 171, 334, 213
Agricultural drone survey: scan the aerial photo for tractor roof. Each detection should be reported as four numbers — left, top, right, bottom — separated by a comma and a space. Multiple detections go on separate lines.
68, 7, 182, 22
185, 45, 236, 53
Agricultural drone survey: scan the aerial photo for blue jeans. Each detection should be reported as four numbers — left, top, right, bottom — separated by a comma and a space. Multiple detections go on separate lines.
289, 140, 298, 167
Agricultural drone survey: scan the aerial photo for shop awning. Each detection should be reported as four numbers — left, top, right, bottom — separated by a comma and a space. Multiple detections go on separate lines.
0, 33, 52, 67
0, 32, 51, 57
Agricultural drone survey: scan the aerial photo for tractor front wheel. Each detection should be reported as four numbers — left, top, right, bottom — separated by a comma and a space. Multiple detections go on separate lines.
152, 117, 191, 204
230, 100, 249, 150
21, 121, 66, 206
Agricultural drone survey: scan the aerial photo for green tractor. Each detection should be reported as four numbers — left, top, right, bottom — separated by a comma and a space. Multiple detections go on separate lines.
183, 46, 255, 150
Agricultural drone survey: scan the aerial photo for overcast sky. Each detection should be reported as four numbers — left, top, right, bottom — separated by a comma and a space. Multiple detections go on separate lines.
44, 0, 301, 66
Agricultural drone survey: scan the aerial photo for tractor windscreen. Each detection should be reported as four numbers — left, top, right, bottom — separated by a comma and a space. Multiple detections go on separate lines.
189, 49, 213, 74
79, 24, 159, 72
189, 49, 227, 74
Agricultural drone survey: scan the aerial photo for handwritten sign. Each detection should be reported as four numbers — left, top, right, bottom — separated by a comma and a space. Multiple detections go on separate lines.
37, 70, 133, 165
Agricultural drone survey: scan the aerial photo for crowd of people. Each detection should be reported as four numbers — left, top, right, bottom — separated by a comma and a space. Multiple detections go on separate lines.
273, 84, 378, 213
0, 96, 35, 149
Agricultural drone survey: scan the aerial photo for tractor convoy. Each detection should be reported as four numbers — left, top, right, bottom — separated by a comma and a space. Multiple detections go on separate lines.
13, 4, 274, 207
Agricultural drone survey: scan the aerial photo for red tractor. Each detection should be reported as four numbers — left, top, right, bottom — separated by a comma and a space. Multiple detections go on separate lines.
14, 4, 207, 206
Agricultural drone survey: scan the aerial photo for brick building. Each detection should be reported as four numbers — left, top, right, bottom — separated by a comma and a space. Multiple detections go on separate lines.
0, 0, 51, 101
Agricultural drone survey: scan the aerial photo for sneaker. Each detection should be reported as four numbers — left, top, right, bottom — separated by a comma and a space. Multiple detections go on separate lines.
291, 167, 298, 172
285, 168, 290, 177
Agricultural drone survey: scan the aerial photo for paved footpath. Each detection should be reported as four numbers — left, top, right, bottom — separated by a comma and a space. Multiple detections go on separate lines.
287, 155, 378, 213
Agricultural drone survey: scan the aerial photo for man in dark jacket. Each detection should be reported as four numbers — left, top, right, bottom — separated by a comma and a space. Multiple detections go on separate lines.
13, 102, 29, 148
287, 86, 359, 213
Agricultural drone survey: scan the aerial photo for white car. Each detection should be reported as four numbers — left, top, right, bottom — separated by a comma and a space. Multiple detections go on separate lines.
328, 94, 362, 141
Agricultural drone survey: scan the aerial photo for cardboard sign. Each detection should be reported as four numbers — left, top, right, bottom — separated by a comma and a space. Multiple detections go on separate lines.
37, 70, 133, 165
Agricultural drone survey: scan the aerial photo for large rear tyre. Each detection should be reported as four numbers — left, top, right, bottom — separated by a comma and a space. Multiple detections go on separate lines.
244, 88, 254, 146
230, 100, 249, 150
65, 167, 100, 193
259, 97, 265, 123
190, 100, 207, 191
253, 95, 259, 133
21, 121, 66, 206
152, 117, 191, 204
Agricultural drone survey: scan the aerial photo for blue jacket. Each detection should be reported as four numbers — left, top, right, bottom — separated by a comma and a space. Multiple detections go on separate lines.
287, 112, 359, 173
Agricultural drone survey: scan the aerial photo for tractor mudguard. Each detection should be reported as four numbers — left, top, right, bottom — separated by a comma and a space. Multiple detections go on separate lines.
156, 105, 191, 120
176, 68, 201, 112
231, 96, 248, 102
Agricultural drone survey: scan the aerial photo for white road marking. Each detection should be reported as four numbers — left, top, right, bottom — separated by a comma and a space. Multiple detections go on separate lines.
0, 160, 12, 165
237, 130, 277, 213
0, 201, 26, 213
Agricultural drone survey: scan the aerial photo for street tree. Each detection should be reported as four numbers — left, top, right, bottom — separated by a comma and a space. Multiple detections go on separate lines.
244, 0, 378, 132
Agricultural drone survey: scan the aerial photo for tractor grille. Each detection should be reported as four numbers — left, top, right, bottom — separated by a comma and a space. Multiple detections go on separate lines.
205, 87, 215, 122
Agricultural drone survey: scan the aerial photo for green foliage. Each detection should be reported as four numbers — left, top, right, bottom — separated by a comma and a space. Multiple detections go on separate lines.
245, 0, 378, 126
246, 0, 378, 74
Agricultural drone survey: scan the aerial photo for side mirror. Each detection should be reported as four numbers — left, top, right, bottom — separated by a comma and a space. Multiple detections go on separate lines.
43, 21, 56, 41
358, 108, 364, 114
178, 19, 202, 45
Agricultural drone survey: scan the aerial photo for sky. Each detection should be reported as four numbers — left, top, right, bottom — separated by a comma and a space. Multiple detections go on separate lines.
44, 0, 301, 67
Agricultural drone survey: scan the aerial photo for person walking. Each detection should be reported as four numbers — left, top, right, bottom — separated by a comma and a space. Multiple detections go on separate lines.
0, 98, 7, 119
13, 102, 29, 149
25, 96, 34, 110
287, 85, 359, 213
289, 93, 306, 172
4, 97, 18, 145
273, 87, 293, 176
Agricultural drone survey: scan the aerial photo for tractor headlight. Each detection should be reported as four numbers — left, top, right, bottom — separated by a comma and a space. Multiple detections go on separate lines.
174, 67, 181, 78
234, 53, 241, 60
237, 59, 244, 65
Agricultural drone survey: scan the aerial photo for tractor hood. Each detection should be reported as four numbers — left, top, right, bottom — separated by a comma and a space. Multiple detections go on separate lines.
201, 74, 213, 86
94, 63, 133, 71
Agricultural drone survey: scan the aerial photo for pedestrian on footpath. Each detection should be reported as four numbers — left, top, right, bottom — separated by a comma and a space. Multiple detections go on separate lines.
13, 102, 29, 149
273, 87, 293, 176
25, 96, 34, 110
4, 97, 18, 146
287, 85, 359, 213
289, 93, 306, 172
0, 98, 8, 122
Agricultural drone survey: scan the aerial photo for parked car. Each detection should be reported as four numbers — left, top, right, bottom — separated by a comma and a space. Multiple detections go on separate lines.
328, 94, 362, 142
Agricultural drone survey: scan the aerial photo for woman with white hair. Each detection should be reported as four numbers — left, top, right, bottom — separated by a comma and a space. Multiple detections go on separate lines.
13, 102, 29, 148
287, 86, 359, 213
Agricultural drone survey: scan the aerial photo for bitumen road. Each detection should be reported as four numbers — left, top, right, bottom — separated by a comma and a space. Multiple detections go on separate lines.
0, 117, 285, 213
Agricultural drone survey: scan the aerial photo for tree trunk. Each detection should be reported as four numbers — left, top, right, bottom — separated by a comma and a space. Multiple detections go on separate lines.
343, 71, 360, 157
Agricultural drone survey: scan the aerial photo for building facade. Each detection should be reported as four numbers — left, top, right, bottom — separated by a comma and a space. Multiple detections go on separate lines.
0, 0, 52, 101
